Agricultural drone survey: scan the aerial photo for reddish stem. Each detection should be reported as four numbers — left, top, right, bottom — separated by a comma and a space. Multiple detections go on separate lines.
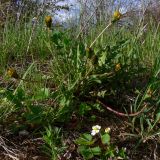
97, 99, 147, 117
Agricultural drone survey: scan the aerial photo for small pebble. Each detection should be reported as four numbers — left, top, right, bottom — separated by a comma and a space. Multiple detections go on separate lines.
19, 130, 29, 136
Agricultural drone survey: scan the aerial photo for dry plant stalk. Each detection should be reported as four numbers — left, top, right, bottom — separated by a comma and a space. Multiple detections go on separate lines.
97, 99, 148, 117
0, 136, 20, 160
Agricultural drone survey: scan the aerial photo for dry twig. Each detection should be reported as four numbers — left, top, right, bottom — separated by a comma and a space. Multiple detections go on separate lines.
97, 99, 148, 117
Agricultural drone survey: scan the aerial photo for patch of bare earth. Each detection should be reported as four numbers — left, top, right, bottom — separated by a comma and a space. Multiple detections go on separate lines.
0, 112, 160, 160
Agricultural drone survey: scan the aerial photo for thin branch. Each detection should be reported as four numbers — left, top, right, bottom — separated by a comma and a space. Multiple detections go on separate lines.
97, 99, 148, 117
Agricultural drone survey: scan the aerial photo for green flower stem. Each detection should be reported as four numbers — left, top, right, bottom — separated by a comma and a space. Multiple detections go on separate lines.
89, 22, 112, 48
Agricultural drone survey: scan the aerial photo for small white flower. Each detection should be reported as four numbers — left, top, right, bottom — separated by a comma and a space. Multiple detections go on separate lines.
32, 17, 38, 25
91, 125, 101, 136
16, 12, 20, 21
105, 127, 111, 133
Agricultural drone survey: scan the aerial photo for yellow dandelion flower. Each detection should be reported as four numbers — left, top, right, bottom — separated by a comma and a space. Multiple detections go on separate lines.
112, 10, 122, 23
115, 63, 121, 72
7, 68, 19, 79
147, 88, 153, 97
91, 54, 98, 65
85, 47, 94, 59
45, 16, 52, 29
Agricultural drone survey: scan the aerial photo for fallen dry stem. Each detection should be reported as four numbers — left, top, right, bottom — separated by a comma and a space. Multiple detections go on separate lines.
97, 99, 148, 117
0, 136, 20, 160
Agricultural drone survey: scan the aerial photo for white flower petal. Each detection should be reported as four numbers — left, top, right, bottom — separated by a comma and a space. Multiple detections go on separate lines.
95, 129, 99, 133
91, 130, 96, 136
92, 125, 101, 130
92, 126, 95, 130
97, 125, 101, 130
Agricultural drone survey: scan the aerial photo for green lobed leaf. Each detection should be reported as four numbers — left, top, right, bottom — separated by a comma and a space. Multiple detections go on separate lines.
101, 133, 110, 145
78, 146, 94, 159
75, 133, 94, 146
90, 146, 101, 155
